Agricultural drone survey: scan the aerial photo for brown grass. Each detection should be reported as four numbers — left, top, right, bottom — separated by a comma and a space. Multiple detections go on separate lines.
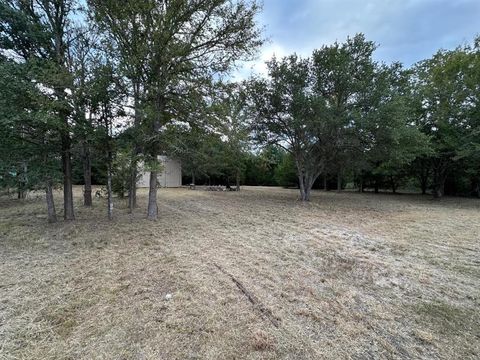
0, 186, 479, 359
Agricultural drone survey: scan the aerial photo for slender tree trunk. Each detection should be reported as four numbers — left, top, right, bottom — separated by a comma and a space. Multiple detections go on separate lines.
236, 170, 240, 192
146, 93, 164, 220
62, 134, 75, 221
391, 177, 397, 194
17, 162, 27, 199
106, 158, 113, 220
147, 171, 158, 220
473, 180, 480, 198
433, 173, 446, 199
323, 174, 328, 191
433, 182, 445, 198
337, 172, 341, 192
128, 83, 142, 213
298, 174, 306, 200
82, 143, 92, 206
45, 179, 57, 223
357, 175, 363, 193
128, 164, 137, 213
421, 179, 428, 195
374, 179, 379, 194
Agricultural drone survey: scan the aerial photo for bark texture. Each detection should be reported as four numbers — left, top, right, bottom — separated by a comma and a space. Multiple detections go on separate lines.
82, 143, 92, 206
62, 134, 75, 220
45, 180, 57, 223
236, 171, 241, 192
107, 164, 113, 220
147, 171, 158, 220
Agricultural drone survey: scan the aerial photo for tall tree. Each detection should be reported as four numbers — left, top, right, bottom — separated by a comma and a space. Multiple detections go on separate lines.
358, 64, 430, 194
70, 28, 97, 207
89, 59, 124, 220
312, 34, 376, 192
0, 56, 61, 222
413, 40, 479, 198
89, 0, 263, 220
213, 84, 250, 191
1, 0, 80, 219
249, 55, 325, 201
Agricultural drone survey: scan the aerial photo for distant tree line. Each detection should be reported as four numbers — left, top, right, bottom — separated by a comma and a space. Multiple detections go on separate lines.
1, 0, 478, 223
246, 34, 480, 200
168, 34, 480, 200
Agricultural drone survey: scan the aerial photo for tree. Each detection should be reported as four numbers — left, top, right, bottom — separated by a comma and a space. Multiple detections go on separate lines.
244, 145, 285, 186
213, 84, 250, 191
89, 61, 123, 220
70, 28, 97, 207
249, 55, 325, 201
312, 34, 376, 192
89, 0, 263, 219
359, 64, 430, 194
413, 40, 480, 198
274, 152, 297, 188
0, 56, 61, 222
1, 0, 80, 220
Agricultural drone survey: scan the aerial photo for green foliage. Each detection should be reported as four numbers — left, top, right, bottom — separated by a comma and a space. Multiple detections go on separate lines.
274, 153, 297, 188
244, 145, 284, 186
411, 38, 480, 196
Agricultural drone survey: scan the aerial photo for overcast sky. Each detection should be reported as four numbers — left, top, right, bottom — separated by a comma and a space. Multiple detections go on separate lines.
235, 0, 480, 78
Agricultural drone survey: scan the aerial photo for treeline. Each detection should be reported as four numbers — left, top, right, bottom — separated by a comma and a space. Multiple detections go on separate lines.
1, 1, 479, 223
246, 34, 480, 200
0, 0, 263, 221
171, 34, 480, 199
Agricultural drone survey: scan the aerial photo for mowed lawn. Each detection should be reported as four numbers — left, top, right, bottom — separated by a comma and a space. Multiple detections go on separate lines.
0, 187, 479, 359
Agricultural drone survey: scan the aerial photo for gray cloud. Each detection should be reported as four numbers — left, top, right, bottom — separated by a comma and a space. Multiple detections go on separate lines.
234, 0, 479, 79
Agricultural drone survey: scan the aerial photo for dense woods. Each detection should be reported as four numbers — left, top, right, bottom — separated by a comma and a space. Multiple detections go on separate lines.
1, 0, 479, 222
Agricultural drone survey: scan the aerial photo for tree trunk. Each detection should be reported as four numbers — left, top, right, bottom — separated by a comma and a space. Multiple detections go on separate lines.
106, 160, 113, 220
82, 143, 92, 207
374, 179, 379, 194
62, 134, 75, 221
147, 171, 158, 220
433, 175, 445, 199
337, 172, 341, 192
298, 174, 306, 200
128, 164, 137, 213
298, 173, 316, 201
391, 177, 397, 194
357, 175, 363, 192
432, 161, 447, 199
17, 162, 27, 199
304, 186, 311, 201
45, 179, 57, 223
323, 174, 328, 191
236, 170, 240, 192
473, 180, 480, 198
128, 83, 143, 213
421, 179, 428, 195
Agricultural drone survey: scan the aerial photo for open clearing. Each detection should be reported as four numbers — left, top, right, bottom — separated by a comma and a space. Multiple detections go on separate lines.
0, 187, 479, 359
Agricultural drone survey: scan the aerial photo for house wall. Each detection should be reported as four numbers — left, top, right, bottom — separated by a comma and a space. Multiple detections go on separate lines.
137, 156, 182, 188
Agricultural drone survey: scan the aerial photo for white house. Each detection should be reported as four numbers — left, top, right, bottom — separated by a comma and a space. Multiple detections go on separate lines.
137, 156, 182, 188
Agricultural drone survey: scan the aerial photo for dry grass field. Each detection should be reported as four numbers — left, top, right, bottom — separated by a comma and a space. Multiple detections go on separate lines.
0, 186, 479, 359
